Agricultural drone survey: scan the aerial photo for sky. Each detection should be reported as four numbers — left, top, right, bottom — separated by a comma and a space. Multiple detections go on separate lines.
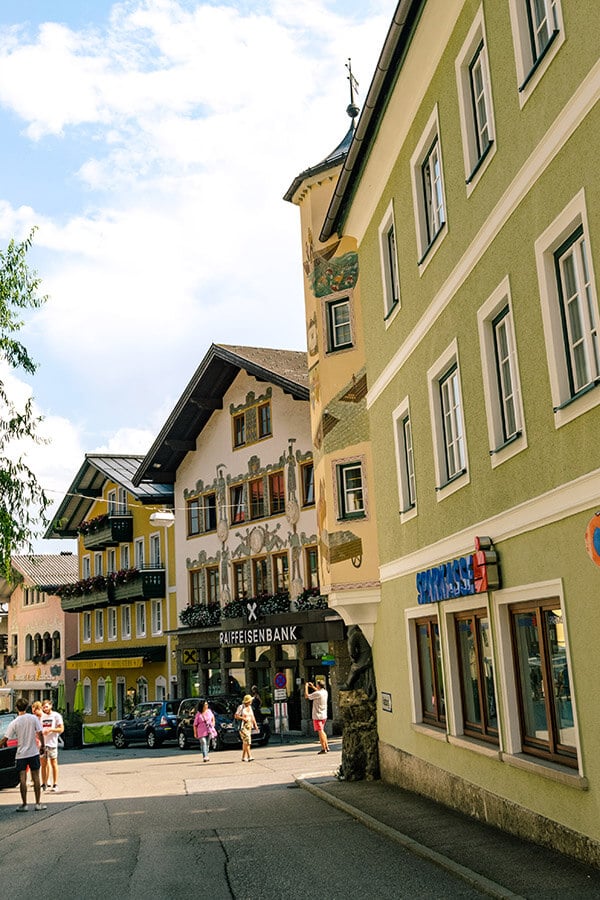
0, 0, 393, 555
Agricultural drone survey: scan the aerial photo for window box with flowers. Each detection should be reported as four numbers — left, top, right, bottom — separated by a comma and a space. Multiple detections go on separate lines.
57, 574, 112, 613
80, 513, 133, 550
110, 567, 165, 604
179, 603, 221, 629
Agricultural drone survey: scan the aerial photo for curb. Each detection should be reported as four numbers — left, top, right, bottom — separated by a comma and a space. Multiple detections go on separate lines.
295, 776, 525, 900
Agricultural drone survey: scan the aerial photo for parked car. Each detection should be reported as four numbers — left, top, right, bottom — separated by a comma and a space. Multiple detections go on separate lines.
0, 712, 18, 788
176, 695, 271, 751
112, 700, 180, 749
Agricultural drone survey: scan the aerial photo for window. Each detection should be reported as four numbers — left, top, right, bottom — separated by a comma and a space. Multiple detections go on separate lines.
305, 546, 319, 590
249, 478, 264, 520
233, 413, 245, 448
135, 539, 145, 569
83, 678, 92, 714
393, 398, 417, 519
121, 605, 131, 639
107, 489, 117, 515
233, 561, 248, 600
206, 566, 219, 604
155, 677, 166, 701
337, 462, 365, 519
188, 498, 201, 536
82, 556, 91, 579
151, 599, 162, 635
230, 484, 245, 524
428, 342, 469, 498
508, 0, 563, 102
150, 533, 161, 567
326, 297, 352, 351
301, 462, 315, 507
455, 10, 495, 189
535, 191, 600, 427
107, 549, 117, 574
83, 611, 91, 643
137, 676, 148, 703
190, 569, 202, 605
94, 553, 103, 576
258, 402, 271, 439
478, 277, 526, 466
117, 487, 128, 514
52, 631, 61, 658
108, 608, 117, 641
120, 544, 130, 570
454, 610, 498, 742
379, 201, 400, 319
97, 678, 105, 715
95, 610, 104, 642
510, 602, 576, 765
136, 603, 146, 637
411, 106, 447, 265
415, 615, 446, 728
269, 472, 285, 516
273, 552, 289, 592
203, 493, 217, 532
25, 634, 33, 660
253, 557, 269, 595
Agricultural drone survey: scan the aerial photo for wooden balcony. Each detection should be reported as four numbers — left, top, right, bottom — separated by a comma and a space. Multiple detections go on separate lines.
83, 514, 133, 550
112, 568, 166, 604
61, 587, 111, 613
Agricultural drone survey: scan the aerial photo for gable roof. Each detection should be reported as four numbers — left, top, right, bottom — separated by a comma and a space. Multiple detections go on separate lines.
0, 552, 79, 599
44, 454, 174, 540
320, 0, 425, 241
133, 343, 309, 486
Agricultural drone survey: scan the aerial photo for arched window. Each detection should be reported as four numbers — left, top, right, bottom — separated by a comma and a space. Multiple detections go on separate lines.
97, 677, 106, 715
83, 678, 92, 714
136, 676, 148, 703
155, 676, 167, 701
52, 631, 61, 659
42, 632, 52, 658
25, 634, 34, 660
33, 633, 43, 658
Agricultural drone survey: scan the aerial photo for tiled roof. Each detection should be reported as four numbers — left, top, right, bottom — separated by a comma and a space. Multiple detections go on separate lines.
11, 553, 79, 590
217, 344, 309, 390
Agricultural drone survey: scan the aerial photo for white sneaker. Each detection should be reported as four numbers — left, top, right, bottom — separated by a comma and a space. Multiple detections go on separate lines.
50, 785, 58, 792
34, 803, 47, 811
15, 805, 28, 812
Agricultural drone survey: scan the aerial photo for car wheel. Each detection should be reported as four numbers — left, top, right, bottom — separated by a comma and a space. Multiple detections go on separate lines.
146, 730, 159, 749
177, 730, 188, 750
112, 730, 128, 749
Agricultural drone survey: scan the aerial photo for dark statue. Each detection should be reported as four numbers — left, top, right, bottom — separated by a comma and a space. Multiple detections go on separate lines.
339, 625, 376, 702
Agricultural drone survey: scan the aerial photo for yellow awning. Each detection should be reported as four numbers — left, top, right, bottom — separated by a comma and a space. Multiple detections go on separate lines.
66, 657, 143, 670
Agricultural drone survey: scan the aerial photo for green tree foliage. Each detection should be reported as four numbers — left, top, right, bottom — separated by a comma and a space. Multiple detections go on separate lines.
0, 228, 50, 577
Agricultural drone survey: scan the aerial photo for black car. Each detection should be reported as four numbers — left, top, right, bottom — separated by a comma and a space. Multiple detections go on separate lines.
112, 700, 180, 749
176, 695, 271, 751
0, 712, 18, 788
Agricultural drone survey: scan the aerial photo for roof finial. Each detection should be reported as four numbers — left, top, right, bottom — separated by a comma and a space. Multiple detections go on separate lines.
345, 58, 360, 121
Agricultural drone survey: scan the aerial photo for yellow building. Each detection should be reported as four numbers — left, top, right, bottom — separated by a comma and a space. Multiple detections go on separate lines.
45, 455, 176, 733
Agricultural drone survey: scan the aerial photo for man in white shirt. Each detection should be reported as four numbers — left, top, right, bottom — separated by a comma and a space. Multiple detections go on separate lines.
40, 698, 64, 792
0, 697, 46, 811
305, 678, 330, 754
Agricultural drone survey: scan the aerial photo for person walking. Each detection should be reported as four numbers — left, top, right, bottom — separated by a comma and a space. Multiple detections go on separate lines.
305, 678, 329, 753
250, 685, 264, 723
193, 700, 216, 762
235, 694, 257, 762
40, 698, 64, 792
0, 696, 47, 811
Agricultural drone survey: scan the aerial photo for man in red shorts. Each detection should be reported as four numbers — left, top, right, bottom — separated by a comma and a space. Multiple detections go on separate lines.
0, 697, 46, 811
305, 678, 329, 753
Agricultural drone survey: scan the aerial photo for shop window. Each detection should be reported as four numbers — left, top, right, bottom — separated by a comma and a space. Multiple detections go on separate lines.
454, 610, 498, 742
301, 461, 315, 507
269, 471, 285, 515
249, 478, 265, 520
415, 615, 446, 728
510, 601, 576, 766
230, 484, 245, 525
273, 552, 289, 592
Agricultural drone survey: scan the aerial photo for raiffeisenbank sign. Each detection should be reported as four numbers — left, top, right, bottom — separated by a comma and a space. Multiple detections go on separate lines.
416, 537, 500, 605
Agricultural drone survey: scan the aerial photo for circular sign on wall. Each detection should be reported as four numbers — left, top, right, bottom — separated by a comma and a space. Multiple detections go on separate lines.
274, 672, 287, 689
585, 513, 600, 567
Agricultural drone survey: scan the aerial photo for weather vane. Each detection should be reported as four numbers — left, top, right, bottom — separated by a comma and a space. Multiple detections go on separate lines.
345, 58, 360, 121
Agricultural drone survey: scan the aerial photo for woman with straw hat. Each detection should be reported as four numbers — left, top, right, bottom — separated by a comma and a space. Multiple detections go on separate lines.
235, 694, 258, 762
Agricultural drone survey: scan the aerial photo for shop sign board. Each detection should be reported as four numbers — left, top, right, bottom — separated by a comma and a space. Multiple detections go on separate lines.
274, 688, 287, 700
416, 537, 500, 604
219, 625, 301, 646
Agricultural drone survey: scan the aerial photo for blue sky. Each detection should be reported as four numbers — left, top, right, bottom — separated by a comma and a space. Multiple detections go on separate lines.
0, 0, 392, 552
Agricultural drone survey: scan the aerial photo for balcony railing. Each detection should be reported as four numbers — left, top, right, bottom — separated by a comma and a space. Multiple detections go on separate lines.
82, 514, 133, 550
112, 567, 166, 604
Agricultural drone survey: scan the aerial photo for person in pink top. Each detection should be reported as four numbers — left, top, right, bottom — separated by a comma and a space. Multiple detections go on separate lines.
193, 700, 216, 762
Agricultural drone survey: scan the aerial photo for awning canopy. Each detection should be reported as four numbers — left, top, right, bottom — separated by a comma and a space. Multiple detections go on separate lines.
66, 645, 166, 670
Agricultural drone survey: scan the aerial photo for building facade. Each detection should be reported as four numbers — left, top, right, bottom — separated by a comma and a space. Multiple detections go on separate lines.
45, 455, 176, 723
0, 554, 79, 710
134, 344, 346, 732
291, 0, 600, 866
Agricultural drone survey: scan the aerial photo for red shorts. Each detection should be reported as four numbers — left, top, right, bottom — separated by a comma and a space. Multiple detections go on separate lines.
313, 719, 326, 732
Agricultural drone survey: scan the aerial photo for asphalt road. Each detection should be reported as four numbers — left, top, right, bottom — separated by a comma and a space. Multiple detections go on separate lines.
0, 737, 489, 899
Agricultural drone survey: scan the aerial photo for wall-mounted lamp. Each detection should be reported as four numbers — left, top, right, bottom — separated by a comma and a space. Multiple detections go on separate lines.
149, 510, 175, 528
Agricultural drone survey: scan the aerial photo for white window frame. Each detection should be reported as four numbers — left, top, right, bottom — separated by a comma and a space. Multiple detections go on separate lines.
97, 677, 106, 716
137, 676, 149, 703
94, 553, 103, 576
82, 555, 91, 580
120, 544, 130, 571
325, 295, 353, 352
508, 0, 564, 107
478, 276, 527, 467
455, 6, 496, 194
535, 190, 600, 429
427, 340, 470, 500
83, 678, 92, 714
135, 538, 145, 570
82, 611, 91, 643
411, 105, 447, 268
107, 548, 117, 574
493, 578, 583, 779
121, 605, 131, 640
150, 532, 161, 567
107, 489, 117, 515
378, 200, 401, 323
151, 599, 162, 636
392, 397, 417, 523
136, 602, 146, 638
155, 677, 167, 701
335, 459, 366, 520
107, 607, 117, 641
117, 486, 128, 514
95, 609, 104, 642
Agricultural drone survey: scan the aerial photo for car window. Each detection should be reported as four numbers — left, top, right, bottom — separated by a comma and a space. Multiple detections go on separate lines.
165, 702, 179, 715
0, 714, 16, 739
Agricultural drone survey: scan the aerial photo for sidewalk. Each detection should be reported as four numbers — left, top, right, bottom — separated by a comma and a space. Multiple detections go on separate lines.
296, 774, 600, 899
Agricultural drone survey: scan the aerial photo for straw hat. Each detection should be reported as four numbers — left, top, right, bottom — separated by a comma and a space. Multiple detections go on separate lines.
243, 694, 252, 703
